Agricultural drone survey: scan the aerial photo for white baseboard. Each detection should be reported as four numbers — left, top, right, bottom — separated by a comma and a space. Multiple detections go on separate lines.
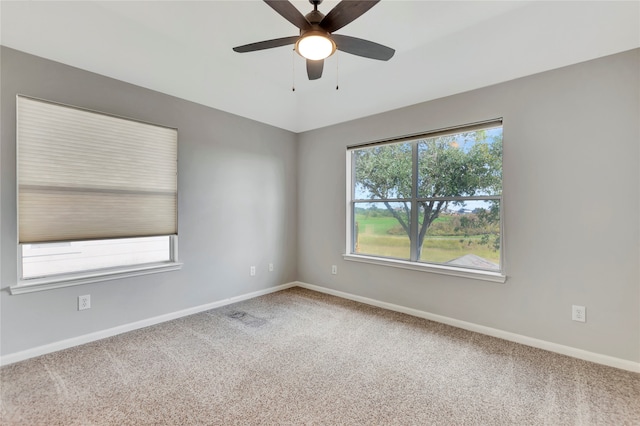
295, 281, 640, 373
0, 282, 297, 366
3, 280, 638, 373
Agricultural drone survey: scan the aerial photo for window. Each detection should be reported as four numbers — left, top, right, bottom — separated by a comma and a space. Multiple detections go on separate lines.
346, 121, 504, 281
12, 96, 180, 294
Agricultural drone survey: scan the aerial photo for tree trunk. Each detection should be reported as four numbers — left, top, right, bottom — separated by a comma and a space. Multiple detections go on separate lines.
416, 200, 445, 259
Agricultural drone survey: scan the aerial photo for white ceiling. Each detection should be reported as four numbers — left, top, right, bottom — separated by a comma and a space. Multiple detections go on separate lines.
1, 1, 638, 133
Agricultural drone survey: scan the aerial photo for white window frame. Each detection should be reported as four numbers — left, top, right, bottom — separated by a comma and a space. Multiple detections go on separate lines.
344, 121, 506, 283
12, 236, 181, 294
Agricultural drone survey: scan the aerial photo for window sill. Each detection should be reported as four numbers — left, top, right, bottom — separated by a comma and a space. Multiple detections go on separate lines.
343, 254, 506, 283
10, 262, 183, 294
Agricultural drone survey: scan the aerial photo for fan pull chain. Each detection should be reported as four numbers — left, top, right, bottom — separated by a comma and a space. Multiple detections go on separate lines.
336, 51, 339, 91
292, 48, 296, 92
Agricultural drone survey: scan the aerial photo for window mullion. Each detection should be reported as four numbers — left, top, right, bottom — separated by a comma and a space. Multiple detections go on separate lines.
410, 141, 419, 262
350, 151, 357, 252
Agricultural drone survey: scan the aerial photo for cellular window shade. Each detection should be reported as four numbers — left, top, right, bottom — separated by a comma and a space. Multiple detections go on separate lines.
17, 96, 177, 243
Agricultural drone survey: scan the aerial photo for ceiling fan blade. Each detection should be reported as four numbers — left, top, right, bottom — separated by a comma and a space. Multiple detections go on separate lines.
233, 36, 299, 53
320, 0, 380, 33
332, 34, 395, 61
307, 59, 324, 80
264, 0, 311, 30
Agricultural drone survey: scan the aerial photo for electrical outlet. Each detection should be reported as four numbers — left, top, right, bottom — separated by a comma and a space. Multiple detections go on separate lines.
572, 305, 586, 322
78, 295, 91, 311
268, 263, 274, 272
331, 265, 337, 275
250, 266, 256, 276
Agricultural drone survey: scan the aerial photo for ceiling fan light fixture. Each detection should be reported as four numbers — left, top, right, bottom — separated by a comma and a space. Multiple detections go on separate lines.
296, 31, 336, 60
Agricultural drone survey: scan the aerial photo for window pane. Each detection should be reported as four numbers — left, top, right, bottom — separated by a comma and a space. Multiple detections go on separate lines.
418, 200, 500, 271
418, 127, 502, 199
21, 236, 172, 279
353, 202, 411, 260
353, 142, 412, 200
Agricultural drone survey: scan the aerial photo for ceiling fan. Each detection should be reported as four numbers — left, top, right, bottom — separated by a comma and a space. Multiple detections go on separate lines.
233, 0, 395, 80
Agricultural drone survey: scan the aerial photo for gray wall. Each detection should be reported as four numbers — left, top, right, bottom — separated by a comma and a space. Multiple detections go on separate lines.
2, 46, 639, 365
298, 49, 640, 362
0, 47, 298, 356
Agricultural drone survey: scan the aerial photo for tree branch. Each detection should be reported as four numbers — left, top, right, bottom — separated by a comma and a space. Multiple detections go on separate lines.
383, 201, 410, 238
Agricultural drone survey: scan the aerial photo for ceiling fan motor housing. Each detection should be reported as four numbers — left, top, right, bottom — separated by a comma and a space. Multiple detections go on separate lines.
305, 9, 324, 25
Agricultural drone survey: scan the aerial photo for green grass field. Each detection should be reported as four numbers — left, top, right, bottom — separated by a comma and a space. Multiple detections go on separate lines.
355, 214, 500, 266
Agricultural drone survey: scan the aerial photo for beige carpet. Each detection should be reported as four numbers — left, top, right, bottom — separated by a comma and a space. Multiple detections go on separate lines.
1, 287, 639, 425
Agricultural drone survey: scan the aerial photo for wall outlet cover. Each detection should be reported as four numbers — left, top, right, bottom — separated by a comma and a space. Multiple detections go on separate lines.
572, 305, 586, 322
78, 295, 91, 311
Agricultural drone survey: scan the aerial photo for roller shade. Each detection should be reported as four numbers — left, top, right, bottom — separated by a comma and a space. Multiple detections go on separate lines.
17, 95, 177, 243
